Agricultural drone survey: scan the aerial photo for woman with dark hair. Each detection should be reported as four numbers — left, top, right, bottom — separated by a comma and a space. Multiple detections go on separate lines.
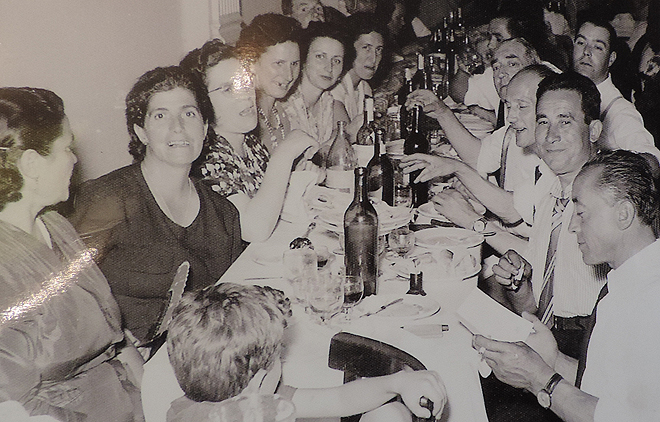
180, 39, 317, 242
0, 87, 143, 421
331, 12, 387, 139
70, 66, 244, 346
281, 21, 351, 153
236, 13, 303, 152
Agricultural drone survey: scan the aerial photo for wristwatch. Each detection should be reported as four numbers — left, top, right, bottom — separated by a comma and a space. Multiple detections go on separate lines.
471, 217, 488, 233
537, 373, 563, 409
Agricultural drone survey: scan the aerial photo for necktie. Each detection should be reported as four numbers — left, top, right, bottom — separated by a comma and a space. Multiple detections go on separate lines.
537, 195, 569, 326
495, 100, 505, 129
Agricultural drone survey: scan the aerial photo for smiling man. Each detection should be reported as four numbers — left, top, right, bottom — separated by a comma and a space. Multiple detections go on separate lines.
282, 0, 324, 28
475, 149, 660, 421
572, 17, 658, 161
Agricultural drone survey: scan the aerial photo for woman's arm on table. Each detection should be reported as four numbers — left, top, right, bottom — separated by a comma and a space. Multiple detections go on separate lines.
231, 130, 318, 243
292, 370, 446, 419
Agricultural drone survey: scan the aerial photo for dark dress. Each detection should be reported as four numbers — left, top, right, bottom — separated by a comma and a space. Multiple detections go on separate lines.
70, 164, 245, 343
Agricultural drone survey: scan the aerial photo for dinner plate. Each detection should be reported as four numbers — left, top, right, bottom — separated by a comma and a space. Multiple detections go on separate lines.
250, 245, 286, 266
414, 227, 484, 249
416, 202, 451, 223
357, 294, 440, 320
384, 248, 481, 280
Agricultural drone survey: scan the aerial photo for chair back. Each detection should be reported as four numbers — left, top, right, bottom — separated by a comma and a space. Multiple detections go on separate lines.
328, 332, 430, 422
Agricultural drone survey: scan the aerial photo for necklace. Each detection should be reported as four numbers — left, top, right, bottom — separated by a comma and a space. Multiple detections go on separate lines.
257, 106, 285, 150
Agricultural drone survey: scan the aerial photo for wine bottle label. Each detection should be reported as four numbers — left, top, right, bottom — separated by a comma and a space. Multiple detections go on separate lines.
354, 145, 373, 167
325, 169, 354, 191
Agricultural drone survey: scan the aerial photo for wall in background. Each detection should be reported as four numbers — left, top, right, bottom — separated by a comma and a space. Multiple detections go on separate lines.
0, 0, 281, 181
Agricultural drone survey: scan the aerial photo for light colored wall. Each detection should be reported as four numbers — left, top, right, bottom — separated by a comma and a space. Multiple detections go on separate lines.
0, 0, 282, 181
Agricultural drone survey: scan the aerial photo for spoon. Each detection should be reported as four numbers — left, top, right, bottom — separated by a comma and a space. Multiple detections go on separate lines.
289, 221, 317, 249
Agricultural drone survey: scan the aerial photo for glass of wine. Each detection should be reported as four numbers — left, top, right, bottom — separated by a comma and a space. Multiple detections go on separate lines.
308, 267, 344, 324
341, 275, 364, 320
388, 226, 415, 258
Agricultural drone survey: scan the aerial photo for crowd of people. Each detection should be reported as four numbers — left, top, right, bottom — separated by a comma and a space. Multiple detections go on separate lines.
0, 0, 659, 421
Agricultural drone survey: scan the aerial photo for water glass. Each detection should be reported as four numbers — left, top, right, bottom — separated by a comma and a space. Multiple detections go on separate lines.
388, 226, 415, 257
282, 248, 317, 306
308, 267, 344, 324
342, 275, 364, 320
394, 184, 413, 208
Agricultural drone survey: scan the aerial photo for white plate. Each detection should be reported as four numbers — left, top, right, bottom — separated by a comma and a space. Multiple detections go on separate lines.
357, 295, 440, 320
415, 227, 484, 249
385, 248, 481, 280
416, 202, 451, 223
250, 245, 285, 266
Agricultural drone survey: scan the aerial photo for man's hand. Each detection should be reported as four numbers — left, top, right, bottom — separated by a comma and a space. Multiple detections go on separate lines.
492, 250, 531, 291
399, 153, 460, 183
522, 312, 560, 369
472, 335, 555, 394
405, 89, 450, 120
391, 370, 447, 420
430, 188, 481, 228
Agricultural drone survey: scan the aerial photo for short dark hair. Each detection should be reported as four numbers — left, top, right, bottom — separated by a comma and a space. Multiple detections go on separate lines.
180, 39, 235, 87
0, 87, 66, 211
299, 21, 349, 73
343, 12, 388, 72
125, 66, 213, 162
580, 149, 660, 237
236, 14, 302, 64
576, 16, 617, 55
167, 283, 291, 402
536, 71, 601, 124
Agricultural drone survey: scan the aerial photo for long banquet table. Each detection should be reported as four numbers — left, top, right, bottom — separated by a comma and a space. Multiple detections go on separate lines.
221, 216, 489, 422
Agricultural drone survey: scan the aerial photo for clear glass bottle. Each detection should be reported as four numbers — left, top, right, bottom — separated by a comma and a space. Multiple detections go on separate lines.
344, 167, 379, 297
325, 121, 357, 191
355, 97, 375, 168
367, 128, 394, 205
403, 106, 429, 207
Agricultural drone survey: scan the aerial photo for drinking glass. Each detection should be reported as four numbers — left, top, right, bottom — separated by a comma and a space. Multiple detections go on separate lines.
341, 275, 364, 320
394, 184, 413, 208
282, 248, 317, 306
388, 226, 415, 257
308, 267, 344, 324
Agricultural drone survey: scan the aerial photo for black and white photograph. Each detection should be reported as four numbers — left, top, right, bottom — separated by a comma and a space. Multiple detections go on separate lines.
1, 0, 659, 421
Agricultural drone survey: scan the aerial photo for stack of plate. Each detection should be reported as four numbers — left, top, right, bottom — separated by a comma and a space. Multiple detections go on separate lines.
315, 199, 412, 234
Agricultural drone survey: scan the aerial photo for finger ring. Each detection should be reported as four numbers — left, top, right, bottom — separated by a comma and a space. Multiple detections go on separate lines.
478, 347, 485, 355
419, 396, 429, 408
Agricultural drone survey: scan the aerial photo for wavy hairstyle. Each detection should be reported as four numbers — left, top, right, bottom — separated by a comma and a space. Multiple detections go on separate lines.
125, 66, 213, 162
236, 14, 302, 65
179, 39, 236, 87
167, 282, 291, 403
0, 87, 66, 211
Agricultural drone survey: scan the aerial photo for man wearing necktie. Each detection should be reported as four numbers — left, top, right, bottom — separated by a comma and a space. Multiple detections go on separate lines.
491, 72, 609, 363
476, 149, 660, 421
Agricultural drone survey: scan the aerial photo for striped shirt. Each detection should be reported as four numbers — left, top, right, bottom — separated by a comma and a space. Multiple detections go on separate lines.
520, 174, 608, 317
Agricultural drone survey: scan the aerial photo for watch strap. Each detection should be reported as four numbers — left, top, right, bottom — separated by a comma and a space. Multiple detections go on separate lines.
545, 373, 563, 396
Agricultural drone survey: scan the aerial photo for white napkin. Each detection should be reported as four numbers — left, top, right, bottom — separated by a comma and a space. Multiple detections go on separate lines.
280, 170, 318, 223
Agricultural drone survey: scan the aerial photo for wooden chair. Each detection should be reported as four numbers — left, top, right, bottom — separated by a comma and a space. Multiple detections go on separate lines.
328, 332, 433, 422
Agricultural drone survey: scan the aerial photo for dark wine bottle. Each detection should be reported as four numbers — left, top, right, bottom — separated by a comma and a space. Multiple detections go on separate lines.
411, 53, 431, 91
367, 128, 394, 205
344, 167, 379, 297
404, 106, 429, 207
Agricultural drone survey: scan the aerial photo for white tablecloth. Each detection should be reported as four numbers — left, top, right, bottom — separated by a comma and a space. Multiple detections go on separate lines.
142, 218, 489, 422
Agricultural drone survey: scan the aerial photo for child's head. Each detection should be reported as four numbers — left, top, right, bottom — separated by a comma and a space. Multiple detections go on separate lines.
167, 282, 291, 402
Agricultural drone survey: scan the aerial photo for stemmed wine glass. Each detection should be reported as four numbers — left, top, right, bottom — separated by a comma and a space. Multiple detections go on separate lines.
388, 226, 415, 258
341, 275, 364, 320
308, 267, 344, 324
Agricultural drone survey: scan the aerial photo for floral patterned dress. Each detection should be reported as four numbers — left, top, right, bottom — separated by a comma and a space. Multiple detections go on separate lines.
200, 133, 270, 198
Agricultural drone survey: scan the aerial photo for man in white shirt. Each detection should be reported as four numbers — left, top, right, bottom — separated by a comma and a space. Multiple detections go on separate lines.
572, 17, 659, 161
475, 149, 660, 421
494, 72, 608, 361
